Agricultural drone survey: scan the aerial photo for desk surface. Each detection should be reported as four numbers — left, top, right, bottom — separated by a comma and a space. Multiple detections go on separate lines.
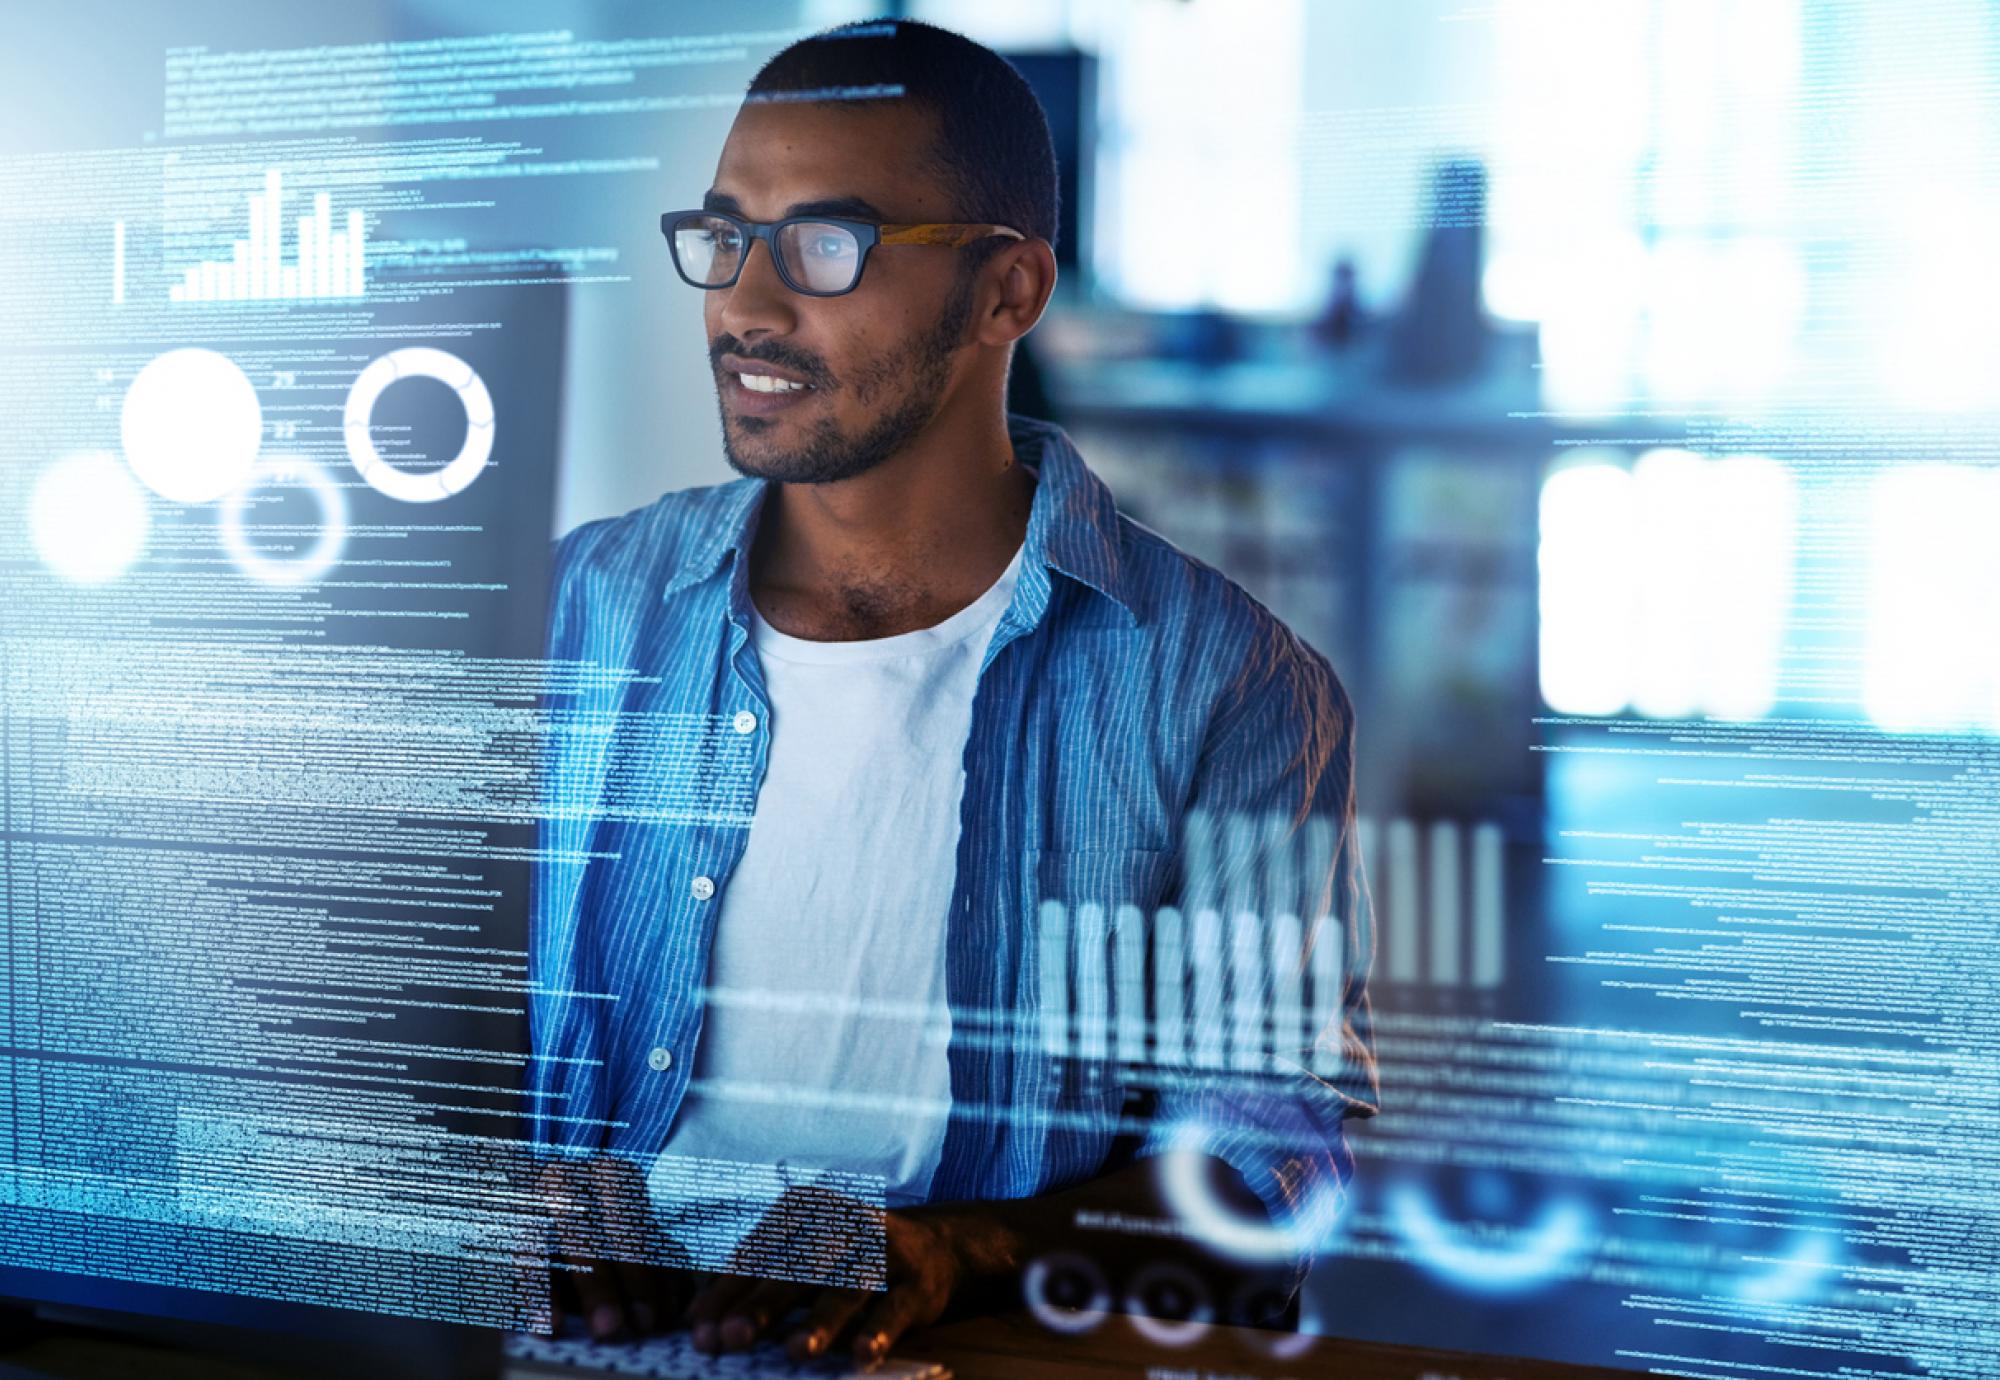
899, 1310, 1644, 1380
0, 1310, 1651, 1380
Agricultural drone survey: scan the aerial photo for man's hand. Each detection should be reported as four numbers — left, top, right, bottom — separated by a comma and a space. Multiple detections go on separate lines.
682, 1155, 1285, 1362
686, 1187, 1011, 1365
534, 1154, 696, 1340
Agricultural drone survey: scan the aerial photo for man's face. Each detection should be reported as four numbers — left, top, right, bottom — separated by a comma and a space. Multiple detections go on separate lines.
700, 100, 979, 484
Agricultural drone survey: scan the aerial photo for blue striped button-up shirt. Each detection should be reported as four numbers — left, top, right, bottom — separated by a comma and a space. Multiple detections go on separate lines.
528, 415, 1379, 1268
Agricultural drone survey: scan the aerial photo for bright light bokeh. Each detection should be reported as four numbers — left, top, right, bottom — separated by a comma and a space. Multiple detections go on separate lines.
120, 347, 263, 504
1863, 464, 2000, 734
29, 450, 150, 584
1539, 459, 1638, 716
1541, 451, 1794, 720
1701, 454, 1796, 722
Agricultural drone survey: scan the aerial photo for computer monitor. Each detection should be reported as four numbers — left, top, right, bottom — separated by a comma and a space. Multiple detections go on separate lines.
0, 269, 566, 1380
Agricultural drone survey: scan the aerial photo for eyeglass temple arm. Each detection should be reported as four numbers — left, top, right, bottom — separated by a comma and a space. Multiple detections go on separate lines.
877, 223, 1028, 247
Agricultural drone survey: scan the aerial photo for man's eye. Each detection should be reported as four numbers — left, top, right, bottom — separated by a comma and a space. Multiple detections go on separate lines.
807, 235, 852, 259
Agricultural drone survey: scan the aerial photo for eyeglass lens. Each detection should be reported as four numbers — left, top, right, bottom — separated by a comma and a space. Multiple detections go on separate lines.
671, 214, 863, 295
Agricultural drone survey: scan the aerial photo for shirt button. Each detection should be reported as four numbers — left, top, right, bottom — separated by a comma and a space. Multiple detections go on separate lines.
690, 875, 716, 901
647, 1047, 673, 1072
731, 710, 758, 735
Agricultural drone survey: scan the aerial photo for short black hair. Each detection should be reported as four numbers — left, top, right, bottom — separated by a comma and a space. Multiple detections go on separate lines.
746, 19, 1059, 255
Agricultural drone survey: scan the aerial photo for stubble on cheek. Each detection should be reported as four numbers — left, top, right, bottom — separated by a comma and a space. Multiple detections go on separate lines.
847, 352, 896, 408
841, 305, 941, 408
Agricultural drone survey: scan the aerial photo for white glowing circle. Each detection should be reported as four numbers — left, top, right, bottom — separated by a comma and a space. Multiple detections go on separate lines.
1020, 1254, 1111, 1336
1233, 1280, 1323, 1360
120, 348, 263, 504
1384, 1183, 1591, 1293
219, 455, 347, 585
1121, 1262, 1213, 1348
1153, 1126, 1346, 1264
342, 347, 495, 503
1256, 1317, 1322, 1361
29, 451, 150, 584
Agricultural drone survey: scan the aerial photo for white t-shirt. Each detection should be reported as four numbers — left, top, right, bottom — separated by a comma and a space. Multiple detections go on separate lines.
652, 545, 1023, 1220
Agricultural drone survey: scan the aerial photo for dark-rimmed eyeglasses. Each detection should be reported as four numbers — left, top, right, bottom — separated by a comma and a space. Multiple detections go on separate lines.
661, 209, 1026, 298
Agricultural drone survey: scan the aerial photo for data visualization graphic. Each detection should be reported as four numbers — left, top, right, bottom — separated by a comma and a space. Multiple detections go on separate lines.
169, 169, 367, 304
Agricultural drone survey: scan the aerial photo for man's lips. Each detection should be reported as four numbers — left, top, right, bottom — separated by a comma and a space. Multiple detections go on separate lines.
717, 353, 821, 417
720, 370, 816, 418
720, 353, 818, 387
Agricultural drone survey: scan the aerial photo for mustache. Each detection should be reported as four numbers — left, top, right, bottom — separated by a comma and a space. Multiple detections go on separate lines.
708, 334, 835, 390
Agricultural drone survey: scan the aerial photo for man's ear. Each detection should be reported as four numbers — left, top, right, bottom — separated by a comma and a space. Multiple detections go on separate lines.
975, 238, 1058, 348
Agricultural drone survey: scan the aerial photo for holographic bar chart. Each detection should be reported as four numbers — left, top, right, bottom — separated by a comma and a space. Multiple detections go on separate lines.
170, 169, 365, 303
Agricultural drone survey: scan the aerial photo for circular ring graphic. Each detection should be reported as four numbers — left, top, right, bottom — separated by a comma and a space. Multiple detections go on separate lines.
1021, 1252, 1112, 1336
1232, 1278, 1324, 1360
1384, 1179, 1592, 1294
220, 455, 347, 585
1122, 1261, 1214, 1348
342, 346, 494, 503
1154, 1122, 1347, 1264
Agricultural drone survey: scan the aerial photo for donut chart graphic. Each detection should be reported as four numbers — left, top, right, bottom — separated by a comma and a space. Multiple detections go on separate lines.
38, 344, 498, 585
1385, 1182, 1593, 1293
1021, 1252, 1112, 1336
219, 455, 347, 586
1154, 1121, 1347, 1263
342, 346, 495, 503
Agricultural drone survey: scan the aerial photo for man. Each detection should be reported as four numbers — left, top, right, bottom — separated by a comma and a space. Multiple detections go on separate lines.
526, 19, 1378, 1367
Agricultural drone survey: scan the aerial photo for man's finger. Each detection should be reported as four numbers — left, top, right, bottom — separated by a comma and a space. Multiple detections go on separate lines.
550, 1177, 624, 1337
549, 1236, 623, 1337
784, 1286, 872, 1362
728, 1185, 884, 1291
633, 1260, 697, 1335
685, 1273, 751, 1324
512, 1180, 560, 1335
716, 1279, 808, 1351
548, 1246, 619, 1337
850, 1283, 937, 1366
570, 1261, 627, 1340
511, 1250, 556, 1335
687, 1274, 756, 1353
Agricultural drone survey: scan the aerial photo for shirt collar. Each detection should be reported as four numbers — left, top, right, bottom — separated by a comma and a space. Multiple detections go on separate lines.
659, 414, 1137, 625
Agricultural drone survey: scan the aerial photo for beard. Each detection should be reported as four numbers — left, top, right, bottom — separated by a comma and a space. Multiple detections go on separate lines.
713, 271, 974, 485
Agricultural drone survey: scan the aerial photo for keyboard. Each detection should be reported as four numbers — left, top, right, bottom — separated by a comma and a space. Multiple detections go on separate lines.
502, 1328, 951, 1379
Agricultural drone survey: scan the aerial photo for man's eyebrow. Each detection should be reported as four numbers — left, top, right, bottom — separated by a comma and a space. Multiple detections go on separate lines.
782, 195, 888, 221
697, 189, 890, 222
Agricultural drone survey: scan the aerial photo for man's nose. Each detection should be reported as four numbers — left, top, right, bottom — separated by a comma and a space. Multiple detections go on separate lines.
717, 238, 798, 341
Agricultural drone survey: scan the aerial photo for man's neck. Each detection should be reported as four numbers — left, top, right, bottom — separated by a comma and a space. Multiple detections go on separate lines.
748, 411, 1036, 642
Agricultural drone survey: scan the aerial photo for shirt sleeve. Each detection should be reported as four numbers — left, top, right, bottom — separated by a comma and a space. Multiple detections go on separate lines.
1137, 613, 1380, 1291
